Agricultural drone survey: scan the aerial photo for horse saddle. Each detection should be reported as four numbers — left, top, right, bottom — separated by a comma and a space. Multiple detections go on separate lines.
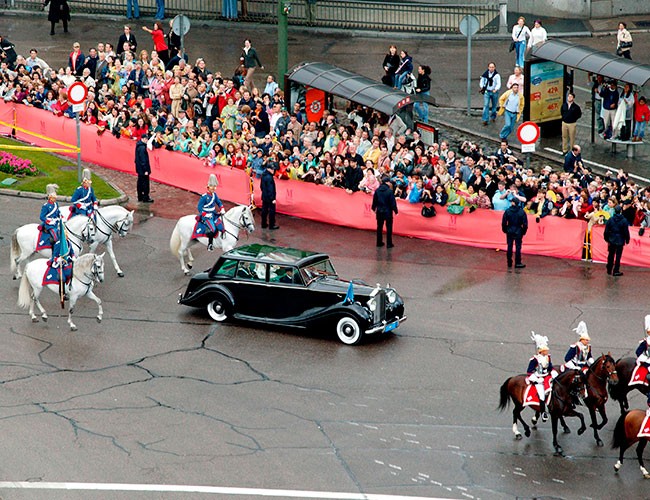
36, 226, 54, 251
191, 216, 223, 240
630, 364, 649, 387
523, 377, 551, 407
42, 262, 73, 287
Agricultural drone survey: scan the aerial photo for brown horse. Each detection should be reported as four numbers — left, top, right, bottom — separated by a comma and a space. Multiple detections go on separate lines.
609, 357, 649, 413
612, 409, 650, 479
499, 369, 587, 455
582, 353, 618, 447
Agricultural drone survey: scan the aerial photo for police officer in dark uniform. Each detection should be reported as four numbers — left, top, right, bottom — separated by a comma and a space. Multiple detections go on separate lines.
372, 175, 398, 248
134, 133, 153, 202
260, 161, 278, 230
604, 204, 630, 276
501, 195, 528, 269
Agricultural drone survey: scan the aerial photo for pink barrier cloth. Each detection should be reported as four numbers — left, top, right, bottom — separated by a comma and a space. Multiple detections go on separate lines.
591, 225, 649, 268
3, 101, 636, 265
0, 102, 251, 205
254, 177, 588, 260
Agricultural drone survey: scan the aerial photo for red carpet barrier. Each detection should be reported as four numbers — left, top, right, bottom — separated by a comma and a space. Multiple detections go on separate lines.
591, 226, 649, 268
254, 178, 588, 260
0, 102, 251, 205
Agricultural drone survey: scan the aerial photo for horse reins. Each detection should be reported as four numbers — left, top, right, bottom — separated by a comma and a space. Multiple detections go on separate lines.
96, 210, 131, 237
222, 209, 254, 241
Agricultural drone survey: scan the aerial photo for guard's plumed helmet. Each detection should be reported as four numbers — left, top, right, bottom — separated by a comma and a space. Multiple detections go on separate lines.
573, 321, 590, 341
531, 331, 549, 352
207, 173, 218, 188
46, 183, 59, 197
82, 168, 92, 183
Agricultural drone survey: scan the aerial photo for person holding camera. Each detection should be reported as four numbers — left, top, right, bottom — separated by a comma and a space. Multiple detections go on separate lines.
563, 145, 582, 175
480, 62, 501, 126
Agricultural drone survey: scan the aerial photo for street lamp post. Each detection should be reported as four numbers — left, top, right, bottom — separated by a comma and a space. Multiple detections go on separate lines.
278, 0, 290, 90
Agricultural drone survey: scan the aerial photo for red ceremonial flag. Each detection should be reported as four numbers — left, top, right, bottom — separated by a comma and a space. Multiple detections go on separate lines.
305, 88, 325, 123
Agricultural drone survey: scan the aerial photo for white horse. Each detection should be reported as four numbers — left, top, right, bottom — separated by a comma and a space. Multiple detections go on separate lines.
170, 205, 255, 275
10, 215, 96, 280
85, 205, 134, 277
17, 253, 105, 331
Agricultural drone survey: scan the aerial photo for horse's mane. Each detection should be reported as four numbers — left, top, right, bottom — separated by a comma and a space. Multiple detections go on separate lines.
75, 253, 96, 267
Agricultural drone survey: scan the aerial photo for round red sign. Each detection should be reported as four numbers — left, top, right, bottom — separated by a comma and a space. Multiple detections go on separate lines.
67, 81, 88, 105
516, 121, 540, 145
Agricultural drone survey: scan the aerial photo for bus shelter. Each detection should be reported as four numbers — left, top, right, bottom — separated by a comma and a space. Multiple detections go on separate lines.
525, 39, 650, 149
284, 61, 438, 144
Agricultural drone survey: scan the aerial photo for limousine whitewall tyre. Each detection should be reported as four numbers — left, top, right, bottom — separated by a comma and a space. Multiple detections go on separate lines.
207, 296, 230, 322
336, 316, 363, 345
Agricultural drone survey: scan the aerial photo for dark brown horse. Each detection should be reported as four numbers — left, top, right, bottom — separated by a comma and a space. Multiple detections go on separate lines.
499, 369, 587, 455
612, 409, 650, 479
609, 357, 649, 413
582, 353, 618, 447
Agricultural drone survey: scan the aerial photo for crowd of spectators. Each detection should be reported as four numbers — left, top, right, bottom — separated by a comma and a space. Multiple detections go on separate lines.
1, 30, 649, 230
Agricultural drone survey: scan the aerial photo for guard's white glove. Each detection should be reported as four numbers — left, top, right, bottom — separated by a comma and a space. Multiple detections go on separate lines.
551, 370, 558, 379
220, 207, 225, 215
46, 218, 55, 225
204, 213, 212, 218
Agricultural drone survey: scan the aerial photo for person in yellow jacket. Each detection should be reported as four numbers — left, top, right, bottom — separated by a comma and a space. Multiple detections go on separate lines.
497, 83, 525, 140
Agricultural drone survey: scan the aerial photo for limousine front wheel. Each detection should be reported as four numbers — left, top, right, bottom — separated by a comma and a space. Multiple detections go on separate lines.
336, 316, 362, 345
207, 297, 229, 322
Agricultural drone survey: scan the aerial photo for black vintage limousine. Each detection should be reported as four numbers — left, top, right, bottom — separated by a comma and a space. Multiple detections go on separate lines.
178, 244, 406, 345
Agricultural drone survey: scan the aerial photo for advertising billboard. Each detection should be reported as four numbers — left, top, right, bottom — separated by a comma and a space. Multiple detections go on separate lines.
528, 60, 564, 123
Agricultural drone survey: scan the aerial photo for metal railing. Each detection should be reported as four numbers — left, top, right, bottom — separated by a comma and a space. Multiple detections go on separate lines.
5, 0, 500, 34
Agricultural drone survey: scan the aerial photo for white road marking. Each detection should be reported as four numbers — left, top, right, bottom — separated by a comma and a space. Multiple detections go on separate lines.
0, 482, 459, 500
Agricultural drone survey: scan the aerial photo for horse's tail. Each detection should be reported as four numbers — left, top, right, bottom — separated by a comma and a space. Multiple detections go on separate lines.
170, 221, 182, 257
612, 411, 630, 450
498, 378, 512, 411
10, 229, 20, 274
17, 271, 32, 309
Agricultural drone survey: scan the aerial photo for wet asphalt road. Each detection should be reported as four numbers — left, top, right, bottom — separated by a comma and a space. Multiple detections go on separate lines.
3, 193, 650, 500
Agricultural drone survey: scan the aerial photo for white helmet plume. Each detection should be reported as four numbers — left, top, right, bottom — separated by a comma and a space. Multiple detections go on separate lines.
573, 321, 590, 341
531, 331, 549, 352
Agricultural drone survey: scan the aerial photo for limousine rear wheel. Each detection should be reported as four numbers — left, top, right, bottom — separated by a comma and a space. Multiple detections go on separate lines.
336, 316, 363, 345
207, 297, 229, 322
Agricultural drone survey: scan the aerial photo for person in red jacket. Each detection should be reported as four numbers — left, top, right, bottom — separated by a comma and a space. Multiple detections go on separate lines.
633, 94, 650, 142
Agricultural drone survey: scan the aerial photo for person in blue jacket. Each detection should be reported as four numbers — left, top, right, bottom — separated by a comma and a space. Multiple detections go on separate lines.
40, 183, 62, 244
70, 168, 98, 219
196, 174, 225, 251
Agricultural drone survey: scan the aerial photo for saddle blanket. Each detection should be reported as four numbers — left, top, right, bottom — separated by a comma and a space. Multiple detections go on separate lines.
638, 414, 650, 438
42, 263, 73, 286
191, 216, 224, 240
523, 377, 551, 407
630, 364, 649, 387
35, 227, 54, 252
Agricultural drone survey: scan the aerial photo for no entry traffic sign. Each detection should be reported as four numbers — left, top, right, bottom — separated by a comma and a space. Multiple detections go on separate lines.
67, 81, 88, 105
517, 121, 540, 145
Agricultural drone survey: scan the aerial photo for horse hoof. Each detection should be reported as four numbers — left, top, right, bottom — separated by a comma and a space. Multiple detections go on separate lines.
524, 428, 531, 438
597, 439, 604, 447
12, 276, 16, 280
515, 433, 522, 441
31, 317, 39, 323
117, 272, 125, 278
563, 428, 571, 434
554, 448, 564, 457
614, 461, 622, 472
42, 316, 48, 322
96, 317, 102, 323
577, 428, 586, 436
70, 326, 78, 332
184, 271, 191, 276
187, 263, 193, 269
531, 425, 537, 431
644, 473, 650, 479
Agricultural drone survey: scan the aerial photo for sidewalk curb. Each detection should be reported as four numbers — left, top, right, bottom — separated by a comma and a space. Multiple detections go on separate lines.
0, 181, 128, 206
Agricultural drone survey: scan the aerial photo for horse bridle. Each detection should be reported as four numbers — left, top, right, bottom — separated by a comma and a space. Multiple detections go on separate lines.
96, 211, 132, 238
77, 256, 104, 291
588, 355, 617, 382
63, 219, 94, 251
222, 208, 255, 240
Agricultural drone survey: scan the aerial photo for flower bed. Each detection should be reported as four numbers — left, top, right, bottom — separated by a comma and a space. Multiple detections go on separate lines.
0, 151, 38, 176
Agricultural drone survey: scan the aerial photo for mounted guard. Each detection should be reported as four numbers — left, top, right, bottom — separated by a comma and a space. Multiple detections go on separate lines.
43, 218, 75, 301
70, 168, 98, 219
631, 314, 650, 415
564, 321, 594, 372
526, 332, 556, 422
193, 173, 225, 251
39, 183, 62, 247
